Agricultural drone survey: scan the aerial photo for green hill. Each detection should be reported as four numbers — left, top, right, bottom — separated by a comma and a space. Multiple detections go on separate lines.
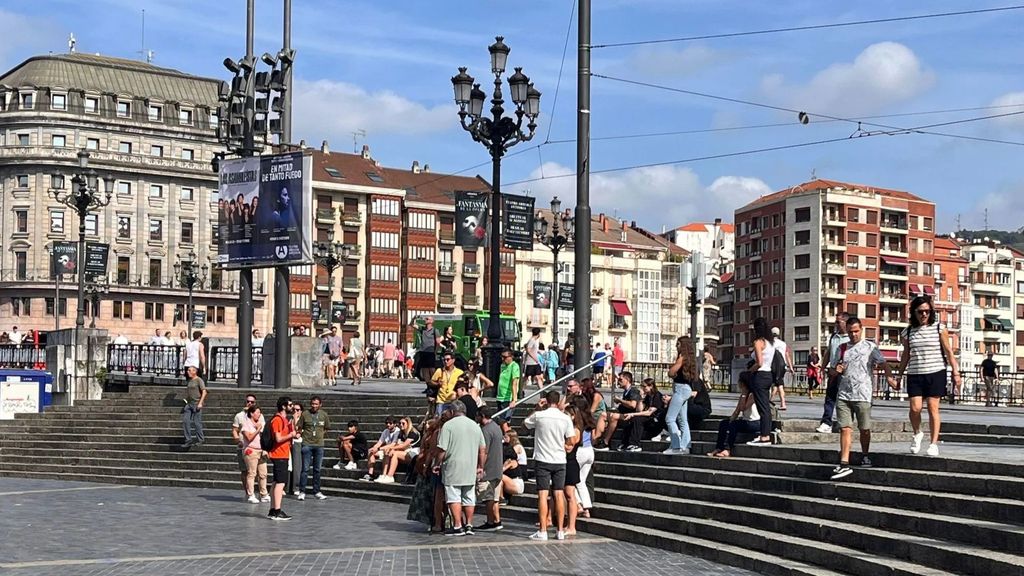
954, 229, 1024, 252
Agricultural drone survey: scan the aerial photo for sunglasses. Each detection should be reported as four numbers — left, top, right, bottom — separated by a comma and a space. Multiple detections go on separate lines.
916, 308, 932, 314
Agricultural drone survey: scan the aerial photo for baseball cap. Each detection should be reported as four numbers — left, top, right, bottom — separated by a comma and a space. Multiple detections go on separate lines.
771, 327, 780, 336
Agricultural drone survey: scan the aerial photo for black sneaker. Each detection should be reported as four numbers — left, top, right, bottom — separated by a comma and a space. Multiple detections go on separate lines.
593, 440, 610, 452
477, 521, 504, 531
860, 455, 873, 468
444, 526, 466, 537
274, 510, 292, 521
463, 524, 475, 535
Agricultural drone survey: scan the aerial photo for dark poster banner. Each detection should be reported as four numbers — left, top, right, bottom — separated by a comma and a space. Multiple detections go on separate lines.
533, 281, 552, 309
191, 309, 207, 329
51, 242, 77, 277
84, 243, 109, 277
331, 302, 348, 324
503, 194, 535, 250
558, 284, 575, 311
215, 151, 313, 269
311, 301, 321, 323
454, 190, 489, 248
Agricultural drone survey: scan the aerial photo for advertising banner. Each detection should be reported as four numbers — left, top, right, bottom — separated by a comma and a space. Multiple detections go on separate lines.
503, 193, 535, 250
216, 151, 313, 269
557, 284, 575, 311
455, 190, 489, 248
532, 281, 552, 309
51, 242, 77, 277
311, 301, 321, 323
84, 243, 109, 277
191, 309, 207, 329
331, 302, 348, 324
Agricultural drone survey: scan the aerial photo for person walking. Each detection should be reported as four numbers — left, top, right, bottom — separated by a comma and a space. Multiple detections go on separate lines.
816, 313, 851, 434
523, 390, 576, 541
495, 350, 521, 416
980, 352, 1000, 406
239, 405, 270, 503
383, 338, 397, 378
413, 317, 441, 382
806, 346, 822, 399
896, 296, 961, 457
181, 365, 207, 449
830, 316, 896, 480
769, 326, 794, 410
701, 346, 717, 386
524, 328, 544, 388
296, 396, 331, 500
475, 407, 505, 531
288, 402, 304, 498
436, 401, 486, 536
348, 332, 365, 386
325, 327, 343, 386
665, 337, 699, 454
182, 330, 206, 380
267, 397, 298, 520
747, 318, 776, 446
612, 339, 626, 383
232, 394, 259, 498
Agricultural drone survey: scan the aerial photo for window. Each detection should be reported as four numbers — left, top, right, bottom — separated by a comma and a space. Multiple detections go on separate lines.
148, 104, 163, 122
181, 222, 194, 244
117, 101, 131, 118
181, 148, 194, 161
180, 187, 194, 201
145, 302, 165, 321
51, 174, 65, 189
923, 240, 933, 254
794, 254, 810, 269
51, 134, 66, 148
370, 264, 399, 282
794, 278, 810, 293
149, 184, 163, 198
15, 210, 28, 233
86, 137, 100, 150
85, 214, 98, 236
847, 255, 859, 269
211, 224, 220, 244
179, 108, 193, 125
771, 214, 780, 228
112, 301, 133, 319
794, 326, 810, 341
150, 144, 163, 157
149, 219, 163, 241
20, 92, 34, 109
865, 257, 877, 271
370, 298, 399, 315
148, 259, 162, 286
117, 181, 132, 195
371, 197, 400, 216
51, 94, 67, 110
12, 296, 31, 315
794, 302, 810, 317
865, 280, 877, 295
847, 207, 859, 223
366, 172, 385, 183
847, 279, 858, 293
408, 212, 436, 230
794, 207, 811, 223
865, 304, 877, 319
846, 231, 859, 246
324, 167, 344, 179
846, 303, 859, 317
17, 134, 30, 145
84, 97, 98, 114
370, 231, 399, 249
49, 211, 64, 234
866, 210, 878, 225
407, 276, 435, 294
119, 141, 132, 154
866, 233, 877, 248
206, 306, 226, 324
45, 298, 69, 316
794, 230, 810, 246
923, 217, 933, 231
116, 257, 130, 284
407, 245, 435, 260
16, 174, 29, 188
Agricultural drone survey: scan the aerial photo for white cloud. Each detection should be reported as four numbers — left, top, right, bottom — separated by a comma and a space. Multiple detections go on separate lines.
761, 42, 935, 117
970, 182, 1024, 231
518, 162, 769, 231
619, 44, 729, 77
292, 79, 453, 143
989, 92, 1024, 128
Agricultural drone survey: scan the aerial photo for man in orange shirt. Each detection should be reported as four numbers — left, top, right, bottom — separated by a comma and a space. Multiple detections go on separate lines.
268, 396, 298, 521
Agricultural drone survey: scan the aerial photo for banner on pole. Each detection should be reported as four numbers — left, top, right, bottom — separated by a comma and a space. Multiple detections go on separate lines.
331, 302, 348, 324
311, 301, 321, 323
502, 194, 535, 250
84, 243, 109, 277
532, 281, 552, 309
191, 309, 207, 329
557, 284, 575, 311
215, 151, 313, 269
51, 242, 77, 277
454, 190, 489, 248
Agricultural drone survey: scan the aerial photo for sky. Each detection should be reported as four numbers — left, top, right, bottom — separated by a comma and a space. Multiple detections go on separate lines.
3, 0, 1024, 234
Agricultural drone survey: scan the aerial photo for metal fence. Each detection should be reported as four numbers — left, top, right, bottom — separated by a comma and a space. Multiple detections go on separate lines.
209, 346, 263, 385
105, 344, 263, 385
0, 344, 47, 369
623, 362, 732, 392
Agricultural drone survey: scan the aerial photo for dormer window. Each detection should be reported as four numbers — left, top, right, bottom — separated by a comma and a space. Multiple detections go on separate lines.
148, 104, 163, 122
19, 92, 34, 109
84, 97, 99, 114
179, 108, 193, 125
51, 94, 67, 111
117, 100, 131, 118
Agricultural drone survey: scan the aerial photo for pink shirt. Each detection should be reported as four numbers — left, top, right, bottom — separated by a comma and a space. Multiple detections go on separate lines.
383, 342, 396, 360
612, 346, 625, 367
396, 349, 405, 362
241, 415, 266, 452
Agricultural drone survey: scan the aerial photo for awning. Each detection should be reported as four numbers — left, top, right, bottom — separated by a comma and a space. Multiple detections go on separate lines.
611, 300, 632, 316
998, 318, 1014, 331
923, 285, 935, 296
882, 256, 909, 267
908, 283, 922, 296
881, 349, 901, 361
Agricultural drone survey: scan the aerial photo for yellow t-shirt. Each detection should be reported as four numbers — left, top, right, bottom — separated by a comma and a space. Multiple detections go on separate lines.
432, 367, 464, 403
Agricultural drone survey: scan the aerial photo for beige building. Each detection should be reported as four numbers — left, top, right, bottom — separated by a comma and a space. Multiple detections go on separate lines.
0, 53, 269, 343
958, 239, 1023, 372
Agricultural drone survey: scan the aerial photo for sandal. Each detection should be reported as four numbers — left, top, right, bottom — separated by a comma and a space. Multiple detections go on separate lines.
714, 450, 731, 458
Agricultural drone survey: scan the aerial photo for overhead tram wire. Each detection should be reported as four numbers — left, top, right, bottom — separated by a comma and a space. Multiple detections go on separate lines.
543, 0, 577, 144
591, 5, 1024, 48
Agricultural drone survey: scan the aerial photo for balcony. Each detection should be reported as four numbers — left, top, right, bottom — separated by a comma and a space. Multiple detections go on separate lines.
879, 291, 906, 303
438, 263, 456, 276
341, 211, 362, 228
879, 244, 908, 257
314, 277, 333, 293
824, 262, 847, 275
591, 288, 604, 299
749, 228, 762, 240
879, 316, 906, 327
662, 320, 681, 335
971, 282, 1004, 294
342, 277, 361, 292
343, 244, 361, 258
749, 251, 762, 262
934, 273, 947, 284
879, 339, 902, 350
823, 213, 846, 227
462, 263, 480, 278
880, 219, 909, 234
749, 274, 762, 284
823, 239, 846, 251
439, 228, 455, 244
609, 320, 629, 331
438, 293, 456, 308
879, 267, 908, 280
316, 208, 336, 225
463, 294, 480, 309
590, 319, 603, 331
822, 288, 846, 300
343, 310, 361, 324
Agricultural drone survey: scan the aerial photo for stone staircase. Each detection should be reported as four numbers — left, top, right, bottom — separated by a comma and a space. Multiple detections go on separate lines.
1, 386, 1022, 576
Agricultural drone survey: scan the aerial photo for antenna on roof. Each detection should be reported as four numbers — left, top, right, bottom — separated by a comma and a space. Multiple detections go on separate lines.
351, 129, 367, 153
68, 33, 76, 53
984, 208, 989, 231
810, 168, 816, 180
137, 10, 153, 63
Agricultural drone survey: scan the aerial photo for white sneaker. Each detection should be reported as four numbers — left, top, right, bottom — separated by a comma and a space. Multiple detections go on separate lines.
260, 495, 271, 503
359, 474, 373, 482
344, 461, 358, 471
375, 475, 395, 484
815, 423, 832, 434
332, 462, 343, 470
296, 492, 305, 501
926, 443, 939, 457
910, 432, 925, 454
246, 494, 259, 504
314, 492, 327, 500
528, 530, 548, 541
556, 531, 566, 540
292, 491, 301, 497
662, 448, 685, 454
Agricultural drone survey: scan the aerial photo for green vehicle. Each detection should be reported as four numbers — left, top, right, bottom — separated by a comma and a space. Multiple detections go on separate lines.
411, 312, 522, 370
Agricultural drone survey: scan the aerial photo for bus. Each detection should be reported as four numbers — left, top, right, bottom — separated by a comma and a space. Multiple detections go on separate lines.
411, 312, 522, 369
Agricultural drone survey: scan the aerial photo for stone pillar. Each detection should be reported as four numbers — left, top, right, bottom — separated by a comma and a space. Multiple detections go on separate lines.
45, 328, 110, 404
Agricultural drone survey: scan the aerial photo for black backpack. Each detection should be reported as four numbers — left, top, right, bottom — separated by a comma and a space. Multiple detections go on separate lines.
260, 414, 279, 452
770, 348, 787, 386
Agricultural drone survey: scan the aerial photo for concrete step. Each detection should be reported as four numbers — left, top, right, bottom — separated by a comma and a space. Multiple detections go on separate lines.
939, 433, 1024, 446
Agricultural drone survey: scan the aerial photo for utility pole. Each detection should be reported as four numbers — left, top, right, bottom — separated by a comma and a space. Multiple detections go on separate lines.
236, 0, 256, 388
574, 0, 592, 375
685, 251, 706, 367
273, 0, 293, 389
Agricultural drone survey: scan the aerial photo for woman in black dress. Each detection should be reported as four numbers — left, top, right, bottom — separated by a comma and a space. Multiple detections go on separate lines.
563, 404, 595, 536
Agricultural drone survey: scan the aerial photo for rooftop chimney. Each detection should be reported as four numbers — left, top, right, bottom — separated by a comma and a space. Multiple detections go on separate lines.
321, 140, 330, 154
621, 220, 627, 231
714, 217, 722, 225
412, 160, 421, 174
423, 164, 431, 173
361, 144, 371, 160
299, 139, 307, 149
601, 214, 608, 232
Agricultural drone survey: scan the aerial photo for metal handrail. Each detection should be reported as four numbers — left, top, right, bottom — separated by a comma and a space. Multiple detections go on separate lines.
492, 355, 604, 421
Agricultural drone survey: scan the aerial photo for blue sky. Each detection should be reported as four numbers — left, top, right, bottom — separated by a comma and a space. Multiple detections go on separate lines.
3, 0, 1024, 233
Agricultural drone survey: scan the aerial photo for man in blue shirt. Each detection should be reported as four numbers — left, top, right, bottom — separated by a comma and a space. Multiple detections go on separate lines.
592, 344, 608, 387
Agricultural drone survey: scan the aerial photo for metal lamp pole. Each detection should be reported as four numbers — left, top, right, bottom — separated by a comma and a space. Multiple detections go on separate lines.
313, 224, 349, 330
174, 252, 207, 337
84, 279, 108, 329
534, 196, 574, 347
452, 36, 541, 388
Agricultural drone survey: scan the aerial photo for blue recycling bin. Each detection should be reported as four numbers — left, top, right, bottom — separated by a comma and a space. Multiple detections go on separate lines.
0, 369, 54, 419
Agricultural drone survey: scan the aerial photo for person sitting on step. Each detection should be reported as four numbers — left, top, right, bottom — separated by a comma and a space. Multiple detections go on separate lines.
620, 378, 667, 452
707, 376, 760, 458
359, 416, 401, 481
375, 417, 422, 484
333, 420, 368, 471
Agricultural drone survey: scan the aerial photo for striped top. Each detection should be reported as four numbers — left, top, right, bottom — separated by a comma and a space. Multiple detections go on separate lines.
900, 322, 947, 375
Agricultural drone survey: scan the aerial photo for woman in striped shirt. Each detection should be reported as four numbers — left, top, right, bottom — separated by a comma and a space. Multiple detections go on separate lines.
895, 295, 961, 457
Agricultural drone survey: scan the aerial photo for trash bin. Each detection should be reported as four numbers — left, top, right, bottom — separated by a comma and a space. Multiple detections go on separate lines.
0, 369, 54, 420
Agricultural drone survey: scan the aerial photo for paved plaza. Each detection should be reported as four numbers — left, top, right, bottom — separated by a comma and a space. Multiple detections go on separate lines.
0, 478, 759, 576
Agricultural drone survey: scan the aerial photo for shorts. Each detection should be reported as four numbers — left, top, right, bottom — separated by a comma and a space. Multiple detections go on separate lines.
236, 449, 247, 473
407, 447, 421, 459
444, 484, 476, 506
505, 477, 525, 495
835, 400, 872, 431
524, 364, 542, 377
907, 370, 947, 398
270, 458, 290, 484
614, 365, 623, 376
533, 461, 566, 491
475, 478, 501, 502
593, 365, 605, 374
416, 351, 436, 371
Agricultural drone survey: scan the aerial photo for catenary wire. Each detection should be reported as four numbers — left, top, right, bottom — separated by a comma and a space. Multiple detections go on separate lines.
544, 0, 577, 143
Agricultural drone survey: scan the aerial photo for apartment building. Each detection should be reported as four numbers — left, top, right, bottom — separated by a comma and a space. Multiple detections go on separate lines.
663, 218, 732, 356
0, 52, 267, 342
732, 179, 936, 365
958, 238, 1023, 372
932, 236, 972, 374
716, 272, 735, 362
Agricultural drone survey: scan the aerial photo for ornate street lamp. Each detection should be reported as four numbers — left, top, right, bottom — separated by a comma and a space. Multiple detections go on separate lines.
84, 278, 109, 329
174, 251, 208, 337
534, 196, 574, 347
313, 223, 350, 329
50, 149, 113, 328
452, 36, 541, 387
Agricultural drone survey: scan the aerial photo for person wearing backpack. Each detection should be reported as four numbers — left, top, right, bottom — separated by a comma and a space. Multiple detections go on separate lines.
746, 317, 776, 446
769, 327, 795, 410
816, 313, 851, 434
264, 396, 298, 521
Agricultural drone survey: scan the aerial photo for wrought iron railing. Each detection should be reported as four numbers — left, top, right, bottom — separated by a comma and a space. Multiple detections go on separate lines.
0, 344, 47, 369
209, 346, 263, 384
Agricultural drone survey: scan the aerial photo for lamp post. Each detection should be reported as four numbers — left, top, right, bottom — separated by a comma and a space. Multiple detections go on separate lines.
452, 36, 541, 388
84, 278, 108, 329
174, 252, 208, 337
50, 149, 113, 329
534, 196, 574, 347
313, 223, 349, 330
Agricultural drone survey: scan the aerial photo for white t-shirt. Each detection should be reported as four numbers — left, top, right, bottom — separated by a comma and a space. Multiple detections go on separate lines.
524, 337, 540, 366
184, 340, 202, 368
523, 407, 575, 465
751, 339, 775, 372
10, 331, 24, 345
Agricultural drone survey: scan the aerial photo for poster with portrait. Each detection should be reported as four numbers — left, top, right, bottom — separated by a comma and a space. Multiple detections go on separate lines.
502, 193, 535, 250
331, 302, 348, 324
532, 281, 552, 309
50, 242, 77, 277
455, 190, 489, 248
